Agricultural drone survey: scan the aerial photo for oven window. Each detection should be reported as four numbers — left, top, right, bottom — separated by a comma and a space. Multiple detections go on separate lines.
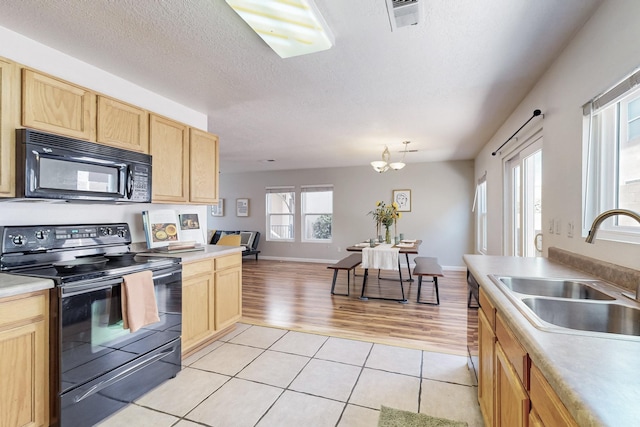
91, 288, 129, 348
40, 157, 118, 193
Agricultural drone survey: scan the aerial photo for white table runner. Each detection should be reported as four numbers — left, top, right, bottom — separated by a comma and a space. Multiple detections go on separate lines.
361, 244, 400, 270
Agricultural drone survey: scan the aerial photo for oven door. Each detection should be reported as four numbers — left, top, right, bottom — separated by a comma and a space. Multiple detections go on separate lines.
55, 267, 181, 427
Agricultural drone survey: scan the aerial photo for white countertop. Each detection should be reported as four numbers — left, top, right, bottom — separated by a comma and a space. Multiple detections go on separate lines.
464, 254, 640, 427
0, 273, 54, 299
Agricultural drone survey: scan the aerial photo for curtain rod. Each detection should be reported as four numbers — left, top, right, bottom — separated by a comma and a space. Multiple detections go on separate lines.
491, 109, 542, 156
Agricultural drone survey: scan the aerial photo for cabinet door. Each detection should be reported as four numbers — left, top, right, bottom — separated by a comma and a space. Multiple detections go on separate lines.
215, 265, 242, 331
478, 308, 496, 427
529, 408, 545, 427
22, 69, 96, 140
189, 128, 219, 204
0, 292, 49, 427
182, 270, 215, 354
97, 95, 149, 153
149, 114, 189, 203
0, 59, 18, 197
495, 343, 529, 427
530, 363, 578, 427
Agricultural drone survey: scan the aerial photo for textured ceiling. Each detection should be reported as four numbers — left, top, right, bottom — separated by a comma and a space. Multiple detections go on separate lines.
0, 0, 601, 173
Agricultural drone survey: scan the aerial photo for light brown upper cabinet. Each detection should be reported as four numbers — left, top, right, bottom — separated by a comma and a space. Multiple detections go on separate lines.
149, 114, 189, 203
97, 96, 149, 153
0, 58, 19, 197
22, 69, 96, 140
189, 128, 219, 204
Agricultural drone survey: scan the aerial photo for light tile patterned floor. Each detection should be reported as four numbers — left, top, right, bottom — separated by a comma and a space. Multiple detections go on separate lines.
98, 324, 484, 427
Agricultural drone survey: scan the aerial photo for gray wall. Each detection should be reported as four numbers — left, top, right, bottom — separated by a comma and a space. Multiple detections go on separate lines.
208, 160, 474, 268
474, 0, 640, 269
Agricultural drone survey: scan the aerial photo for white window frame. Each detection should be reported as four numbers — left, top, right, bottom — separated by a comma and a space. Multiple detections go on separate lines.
301, 185, 333, 243
583, 67, 640, 244
265, 186, 295, 242
472, 173, 487, 254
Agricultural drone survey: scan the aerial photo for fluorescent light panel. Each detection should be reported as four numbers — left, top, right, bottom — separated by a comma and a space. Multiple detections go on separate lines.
226, 0, 334, 58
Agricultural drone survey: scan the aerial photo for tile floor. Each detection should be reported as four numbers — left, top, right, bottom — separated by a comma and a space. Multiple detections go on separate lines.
98, 324, 484, 427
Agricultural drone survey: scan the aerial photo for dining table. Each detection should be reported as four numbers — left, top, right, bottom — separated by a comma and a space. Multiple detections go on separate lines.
346, 240, 422, 302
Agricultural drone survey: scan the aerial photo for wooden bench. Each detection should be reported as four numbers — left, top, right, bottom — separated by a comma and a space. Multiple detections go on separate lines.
327, 253, 362, 296
413, 257, 444, 305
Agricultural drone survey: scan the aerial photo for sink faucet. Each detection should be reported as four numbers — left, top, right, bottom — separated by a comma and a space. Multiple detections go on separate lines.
585, 209, 640, 243
585, 209, 640, 301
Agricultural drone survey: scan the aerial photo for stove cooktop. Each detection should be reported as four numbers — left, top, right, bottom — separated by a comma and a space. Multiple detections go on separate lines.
10, 254, 179, 285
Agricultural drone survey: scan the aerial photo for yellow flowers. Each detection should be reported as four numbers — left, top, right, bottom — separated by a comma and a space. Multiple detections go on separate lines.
369, 201, 400, 227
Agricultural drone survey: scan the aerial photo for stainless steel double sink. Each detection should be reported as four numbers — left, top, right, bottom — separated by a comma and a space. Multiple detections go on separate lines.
490, 276, 640, 339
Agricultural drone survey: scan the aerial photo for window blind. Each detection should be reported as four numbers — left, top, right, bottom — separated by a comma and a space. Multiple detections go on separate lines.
583, 68, 640, 115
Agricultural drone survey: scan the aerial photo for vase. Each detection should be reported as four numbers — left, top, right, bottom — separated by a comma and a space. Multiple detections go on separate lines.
385, 226, 391, 244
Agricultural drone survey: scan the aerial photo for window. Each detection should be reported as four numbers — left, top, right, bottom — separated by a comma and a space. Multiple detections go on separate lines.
301, 185, 333, 242
473, 176, 487, 254
266, 187, 295, 241
505, 140, 542, 257
583, 68, 640, 243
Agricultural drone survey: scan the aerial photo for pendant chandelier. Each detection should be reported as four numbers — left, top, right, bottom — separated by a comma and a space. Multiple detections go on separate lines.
371, 141, 411, 173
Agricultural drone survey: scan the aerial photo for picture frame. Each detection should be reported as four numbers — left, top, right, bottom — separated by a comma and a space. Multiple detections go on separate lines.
236, 198, 249, 217
393, 189, 411, 212
210, 199, 224, 217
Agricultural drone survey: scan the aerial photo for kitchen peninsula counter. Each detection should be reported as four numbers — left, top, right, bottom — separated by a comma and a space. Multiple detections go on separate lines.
131, 243, 243, 262
0, 273, 54, 298
464, 254, 640, 427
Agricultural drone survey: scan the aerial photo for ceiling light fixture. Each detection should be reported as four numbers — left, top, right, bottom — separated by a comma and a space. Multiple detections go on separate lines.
225, 0, 334, 59
371, 141, 411, 173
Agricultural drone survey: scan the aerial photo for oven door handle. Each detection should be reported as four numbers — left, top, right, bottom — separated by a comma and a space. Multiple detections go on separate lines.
154, 269, 181, 280
72, 345, 177, 403
61, 277, 124, 296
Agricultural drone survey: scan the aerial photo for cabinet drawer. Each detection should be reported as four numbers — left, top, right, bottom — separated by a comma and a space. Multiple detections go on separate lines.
530, 363, 578, 427
183, 259, 213, 279
0, 292, 46, 327
215, 253, 241, 270
479, 288, 496, 330
496, 312, 529, 388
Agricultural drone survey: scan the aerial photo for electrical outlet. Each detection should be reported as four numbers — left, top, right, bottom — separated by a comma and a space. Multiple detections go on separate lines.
555, 218, 562, 235
567, 220, 574, 238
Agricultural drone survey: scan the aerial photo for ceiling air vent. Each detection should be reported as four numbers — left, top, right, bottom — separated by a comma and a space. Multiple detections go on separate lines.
386, 0, 422, 31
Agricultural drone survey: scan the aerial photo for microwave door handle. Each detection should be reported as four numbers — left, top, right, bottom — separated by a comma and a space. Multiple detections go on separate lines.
126, 165, 133, 199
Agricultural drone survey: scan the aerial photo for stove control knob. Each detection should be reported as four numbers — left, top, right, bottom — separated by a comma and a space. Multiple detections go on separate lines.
11, 235, 25, 246
117, 229, 127, 238
100, 227, 113, 236
35, 230, 46, 240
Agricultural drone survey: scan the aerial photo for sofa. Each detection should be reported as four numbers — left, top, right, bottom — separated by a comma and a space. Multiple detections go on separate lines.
210, 230, 261, 260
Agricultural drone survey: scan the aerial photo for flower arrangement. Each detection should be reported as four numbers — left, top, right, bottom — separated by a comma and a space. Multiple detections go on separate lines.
369, 201, 401, 243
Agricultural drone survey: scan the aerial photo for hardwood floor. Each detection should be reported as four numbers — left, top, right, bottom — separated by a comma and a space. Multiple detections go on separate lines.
241, 259, 477, 356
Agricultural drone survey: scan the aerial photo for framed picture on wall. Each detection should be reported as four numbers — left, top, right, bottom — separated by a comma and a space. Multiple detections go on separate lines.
236, 198, 249, 217
210, 199, 224, 217
393, 189, 411, 212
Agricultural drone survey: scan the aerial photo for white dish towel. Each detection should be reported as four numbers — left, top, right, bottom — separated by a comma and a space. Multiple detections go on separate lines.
361, 244, 400, 270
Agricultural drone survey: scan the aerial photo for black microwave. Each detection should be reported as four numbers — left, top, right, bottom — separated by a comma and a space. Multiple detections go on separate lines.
16, 128, 152, 203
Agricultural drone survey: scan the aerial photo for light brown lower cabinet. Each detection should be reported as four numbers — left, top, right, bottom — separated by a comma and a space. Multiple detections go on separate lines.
182, 253, 242, 355
530, 362, 578, 427
495, 342, 529, 427
478, 304, 495, 427
214, 254, 242, 331
477, 287, 578, 427
0, 291, 49, 427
